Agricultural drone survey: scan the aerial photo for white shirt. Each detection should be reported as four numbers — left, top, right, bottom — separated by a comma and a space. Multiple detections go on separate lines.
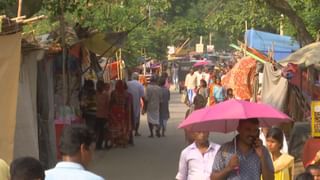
45, 162, 105, 180
195, 71, 203, 87
176, 142, 220, 180
184, 73, 197, 89
203, 73, 210, 84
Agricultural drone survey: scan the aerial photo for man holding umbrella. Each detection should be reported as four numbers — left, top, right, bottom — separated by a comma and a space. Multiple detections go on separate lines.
210, 118, 274, 180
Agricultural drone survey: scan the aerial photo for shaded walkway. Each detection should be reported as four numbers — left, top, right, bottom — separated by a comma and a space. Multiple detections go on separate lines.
90, 91, 188, 180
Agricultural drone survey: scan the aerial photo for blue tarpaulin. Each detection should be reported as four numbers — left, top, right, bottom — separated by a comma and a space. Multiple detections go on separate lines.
245, 29, 300, 61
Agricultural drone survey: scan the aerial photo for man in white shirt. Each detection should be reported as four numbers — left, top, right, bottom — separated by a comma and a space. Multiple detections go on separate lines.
195, 68, 204, 87
184, 68, 197, 105
176, 131, 220, 180
203, 67, 211, 85
45, 125, 104, 180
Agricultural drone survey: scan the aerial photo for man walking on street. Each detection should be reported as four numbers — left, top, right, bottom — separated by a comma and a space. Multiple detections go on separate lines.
184, 68, 197, 105
176, 131, 220, 180
145, 75, 162, 137
127, 72, 145, 136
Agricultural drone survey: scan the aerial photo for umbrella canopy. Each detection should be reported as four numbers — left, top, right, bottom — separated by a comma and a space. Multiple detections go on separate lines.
193, 60, 211, 67
179, 99, 292, 133
279, 42, 320, 67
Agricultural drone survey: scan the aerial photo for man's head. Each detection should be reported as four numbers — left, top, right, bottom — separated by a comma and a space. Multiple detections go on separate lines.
306, 164, 320, 180
159, 77, 166, 87
60, 125, 95, 168
96, 80, 105, 93
204, 67, 209, 73
10, 157, 45, 180
189, 68, 194, 74
131, 72, 139, 80
296, 172, 313, 180
237, 118, 260, 146
192, 131, 209, 145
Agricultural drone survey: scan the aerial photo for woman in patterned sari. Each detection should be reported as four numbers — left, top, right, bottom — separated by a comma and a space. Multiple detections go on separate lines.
109, 80, 132, 147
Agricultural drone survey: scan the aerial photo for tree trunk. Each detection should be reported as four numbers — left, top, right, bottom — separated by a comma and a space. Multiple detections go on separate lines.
264, 0, 314, 46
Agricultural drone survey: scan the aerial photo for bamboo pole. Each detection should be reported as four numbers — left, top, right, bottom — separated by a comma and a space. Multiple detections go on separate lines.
21, 15, 47, 24
11, 16, 26, 21
229, 44, 266, 64
59, 0, 67, 106
17, 0, 22, 17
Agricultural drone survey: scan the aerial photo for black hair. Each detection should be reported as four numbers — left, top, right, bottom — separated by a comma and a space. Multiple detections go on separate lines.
306, 164, 320, 172
150, 75, 158, 83
96, 80, 105, 93
10, 157, 45, 180
295, 172, 313, 180
84, 80, 94, 89
238, 118, 259, 127
266, 127, 284, 149
59, 125, 95, 156
159, 77, 166, 87
200, 79, 207, 88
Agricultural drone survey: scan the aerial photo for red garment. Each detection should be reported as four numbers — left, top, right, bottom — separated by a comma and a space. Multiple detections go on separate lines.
302, 138, 320, 167
222, 57, 256, 100
109, 89, 132, 146
106, 61, 120, 80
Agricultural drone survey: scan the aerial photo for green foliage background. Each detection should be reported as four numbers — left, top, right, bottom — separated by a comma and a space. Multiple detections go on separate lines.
1, 0, 320, 66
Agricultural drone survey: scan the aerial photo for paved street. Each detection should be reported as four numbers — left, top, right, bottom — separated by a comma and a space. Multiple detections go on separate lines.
90, 91, 234, 180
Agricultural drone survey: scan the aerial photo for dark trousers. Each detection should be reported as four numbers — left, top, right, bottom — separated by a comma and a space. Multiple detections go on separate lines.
83, 112, 96, 131
148, 123, 160, 137
95, 118, 107, 149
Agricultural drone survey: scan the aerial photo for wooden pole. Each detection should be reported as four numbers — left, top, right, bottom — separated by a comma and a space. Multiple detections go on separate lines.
17, 0, 22, 17
59, 0, 67, 106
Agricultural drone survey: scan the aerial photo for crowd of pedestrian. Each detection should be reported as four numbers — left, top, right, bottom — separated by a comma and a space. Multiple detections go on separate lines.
79, 71, 169, 149
176, 54, 320, 180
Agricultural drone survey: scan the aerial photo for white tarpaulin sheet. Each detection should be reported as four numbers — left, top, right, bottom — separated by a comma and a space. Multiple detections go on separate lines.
14, 49, 44, 159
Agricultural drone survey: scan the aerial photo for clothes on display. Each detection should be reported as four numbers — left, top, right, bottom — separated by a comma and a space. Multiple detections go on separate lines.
261, 63, 289, 111
222, 57, 256, 100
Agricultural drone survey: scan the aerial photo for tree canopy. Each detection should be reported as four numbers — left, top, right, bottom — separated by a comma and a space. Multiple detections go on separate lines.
2, 0, 320, 65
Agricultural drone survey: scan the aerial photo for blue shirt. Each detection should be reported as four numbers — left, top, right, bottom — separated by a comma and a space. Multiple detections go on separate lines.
212, 138, 274, 180
45, 162, 105, 180
213, 86, 225, 102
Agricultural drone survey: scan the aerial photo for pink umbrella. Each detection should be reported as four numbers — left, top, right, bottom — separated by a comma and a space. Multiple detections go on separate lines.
193, 60, 211, 67
178, 99, 292, 133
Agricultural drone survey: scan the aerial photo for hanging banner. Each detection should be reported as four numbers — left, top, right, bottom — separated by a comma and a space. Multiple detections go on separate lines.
311, 101, 320, 137
0, 33, 21, 163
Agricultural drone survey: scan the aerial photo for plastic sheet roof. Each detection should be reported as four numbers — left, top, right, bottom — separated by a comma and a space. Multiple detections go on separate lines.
245, 29, 300, 61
